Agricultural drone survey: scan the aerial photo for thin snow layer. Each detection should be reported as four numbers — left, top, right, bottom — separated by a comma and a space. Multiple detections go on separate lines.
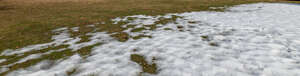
5, 3, 300, 76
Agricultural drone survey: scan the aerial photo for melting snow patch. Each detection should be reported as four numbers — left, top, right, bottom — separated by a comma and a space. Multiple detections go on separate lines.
2, 3, 300, 76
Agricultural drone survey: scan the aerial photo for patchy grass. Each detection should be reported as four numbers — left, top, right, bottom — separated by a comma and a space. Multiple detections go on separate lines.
0, 0, 293, 52
0, 43, 101, 75
209, 42, 220, 47
0, 49, 74, 76
201, 35, 210, 41
77, 43, 102, 58
66, 67, 79, 76
156, 15, 182, 25
132, 35, 152, 40
130, 54, 158, 74
110, 32, 130, 42
0, 45, 69, 67
68, 26, 98, 44
0, 0, 298, 75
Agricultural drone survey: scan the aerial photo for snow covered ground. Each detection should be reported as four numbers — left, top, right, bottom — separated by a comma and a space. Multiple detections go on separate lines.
1, 3, 300, 76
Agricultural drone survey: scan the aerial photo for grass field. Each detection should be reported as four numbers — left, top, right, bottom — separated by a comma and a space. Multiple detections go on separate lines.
0, 0, 299, 75
1, 0, 295, 51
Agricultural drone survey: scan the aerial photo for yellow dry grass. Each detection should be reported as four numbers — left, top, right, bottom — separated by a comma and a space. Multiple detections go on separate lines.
0, 0, 299, 75
3, 0, 104, 3
0, 0, 296, 51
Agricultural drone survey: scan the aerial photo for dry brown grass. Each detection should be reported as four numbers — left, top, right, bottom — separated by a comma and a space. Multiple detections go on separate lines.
3, 0, 105, 3
0, 0, 299, 75
0, 0, 295, 51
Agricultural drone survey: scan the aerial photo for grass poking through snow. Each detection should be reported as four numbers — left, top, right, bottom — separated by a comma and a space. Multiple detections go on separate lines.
130, 54, 158, 75
0, 0, 299, 75
0, 0, 294, 51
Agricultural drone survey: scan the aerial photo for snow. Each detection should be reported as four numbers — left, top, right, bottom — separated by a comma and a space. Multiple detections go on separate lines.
7, 55, 83, 76
2, 3, 300, 76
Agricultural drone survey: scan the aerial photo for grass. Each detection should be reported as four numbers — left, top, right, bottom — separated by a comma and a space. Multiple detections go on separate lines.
0, 45, 69, 67
0, 0, 295, 52
130, 54, 158, 74
66, 67, 79, 76
77, 43, 102, 58
0, 49, 74, 76
0, 43, 101, 75
0, 0, 299, 75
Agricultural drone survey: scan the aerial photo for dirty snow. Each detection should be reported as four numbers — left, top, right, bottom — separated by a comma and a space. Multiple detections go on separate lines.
2, 3, 300, 76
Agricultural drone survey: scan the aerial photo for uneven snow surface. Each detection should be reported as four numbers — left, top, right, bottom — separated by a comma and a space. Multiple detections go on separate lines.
2, 3, 300, 76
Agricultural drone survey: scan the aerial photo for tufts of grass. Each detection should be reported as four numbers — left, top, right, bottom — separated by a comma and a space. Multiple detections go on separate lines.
77, 43, 102, 58
131, 27, 147, 32
130, 54, 157, 74
0, 49, 74, 76
209, 42, 219, 47
126, 24, 137, 28
163, 28, 173, 31
0, 42, 102, 75
132, 35, 152, 40
110, 32, 130, 42
155, 15, 182, 25
66, 67, 79, 76
0, 45, 69, 67
84, 73, 97, 76
201, 35, 210, 41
